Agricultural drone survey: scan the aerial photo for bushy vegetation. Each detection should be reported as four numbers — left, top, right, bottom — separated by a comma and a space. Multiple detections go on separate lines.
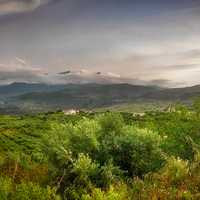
0, 100, 200, 199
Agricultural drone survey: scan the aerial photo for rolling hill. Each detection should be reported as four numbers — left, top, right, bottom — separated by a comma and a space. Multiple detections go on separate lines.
16, 83, 160, 109
0, 82, 200, 113
0, 82, 67, 97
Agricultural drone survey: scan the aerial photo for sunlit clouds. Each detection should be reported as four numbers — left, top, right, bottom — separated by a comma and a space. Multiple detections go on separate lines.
0, 0, 200, 87
0, 0, 51, 15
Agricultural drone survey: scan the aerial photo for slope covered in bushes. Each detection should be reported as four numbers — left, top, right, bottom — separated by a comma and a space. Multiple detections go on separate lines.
0, 100, 200, 199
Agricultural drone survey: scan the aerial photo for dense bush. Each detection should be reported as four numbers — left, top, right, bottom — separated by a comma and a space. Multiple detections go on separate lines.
0, 176, 60, 200
0, 100, 200, 199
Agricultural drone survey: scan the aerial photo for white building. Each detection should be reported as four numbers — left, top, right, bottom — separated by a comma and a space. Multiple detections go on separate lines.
63, 109, 79, 115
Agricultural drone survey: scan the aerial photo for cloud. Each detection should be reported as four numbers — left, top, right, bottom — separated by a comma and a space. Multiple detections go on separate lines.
148, 79, 184, 88
181, 49, 200, 59
164, 64, 200, 71
0, 0, 51, 15
15, 57, 27, 66
0, 69, 44, 84
149, 79, 171, 86
0, 57, 47, 84
107, 72, 121, 78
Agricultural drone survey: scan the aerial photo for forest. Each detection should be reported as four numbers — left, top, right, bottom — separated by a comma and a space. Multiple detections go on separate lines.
0, 99, 200, 200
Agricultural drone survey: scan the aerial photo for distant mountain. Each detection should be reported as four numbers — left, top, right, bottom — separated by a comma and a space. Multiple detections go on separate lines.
0, 82, 200, 113
15, 83, 160, 109
0, 82, 66, 97
16, 83, 200, 109
143, 85, 200, 101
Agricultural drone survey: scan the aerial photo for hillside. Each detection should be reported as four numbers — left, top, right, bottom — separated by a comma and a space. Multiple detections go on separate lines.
143, 85, 200, 101
0, 83, 200, 114
0, 102, 200, 199
0, 82, 66, 97
16, 83, 159, 108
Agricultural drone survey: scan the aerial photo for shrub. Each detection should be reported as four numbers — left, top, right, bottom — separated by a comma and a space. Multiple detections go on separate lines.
98, 125, 164, 177
0, 176, 12, 200
82, 184, 130, 200
68, 119, 100, 156
158, 156, 189, 185
13, 182, 60, 200
97, 113, 124, 138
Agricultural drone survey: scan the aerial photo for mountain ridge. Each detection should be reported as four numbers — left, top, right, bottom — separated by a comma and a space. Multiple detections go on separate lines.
0, 82, 200, 113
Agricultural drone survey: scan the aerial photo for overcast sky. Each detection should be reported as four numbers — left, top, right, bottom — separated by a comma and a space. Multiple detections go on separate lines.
0, 0, 200, 87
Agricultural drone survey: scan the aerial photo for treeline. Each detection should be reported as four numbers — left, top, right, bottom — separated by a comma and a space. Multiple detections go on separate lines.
0, 100, 200, 199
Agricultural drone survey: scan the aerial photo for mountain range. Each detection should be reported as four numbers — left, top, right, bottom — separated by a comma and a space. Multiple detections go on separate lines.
0, 81, 200, 114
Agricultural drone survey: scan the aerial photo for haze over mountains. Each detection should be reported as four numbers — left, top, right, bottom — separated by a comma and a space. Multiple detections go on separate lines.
55, 69, 152, 86
0, 0, 200, 114
0, 79, 200, 114
0, 59, 199, 114
0, 58, 164, 86
0, 57, 189, 87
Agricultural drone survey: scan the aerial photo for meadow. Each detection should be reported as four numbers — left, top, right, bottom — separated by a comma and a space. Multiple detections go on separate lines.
0, 99, 200, 200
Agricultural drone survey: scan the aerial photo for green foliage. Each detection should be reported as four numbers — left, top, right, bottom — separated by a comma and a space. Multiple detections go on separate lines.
97, 113, 124, 137
159, 156, 189, 185
82, 184, 130, 200
13, 182, 60, 200
0, 177, 60, 200
0, 101, 200, 199
73, 154, 98, 179
97, 125, 164, 177
68, 119, 100, 155
193, 97, 200, 114
0, 176, 12, 200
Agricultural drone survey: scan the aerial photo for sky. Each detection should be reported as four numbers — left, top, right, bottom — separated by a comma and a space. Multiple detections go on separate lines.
0, 0, 200, 87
